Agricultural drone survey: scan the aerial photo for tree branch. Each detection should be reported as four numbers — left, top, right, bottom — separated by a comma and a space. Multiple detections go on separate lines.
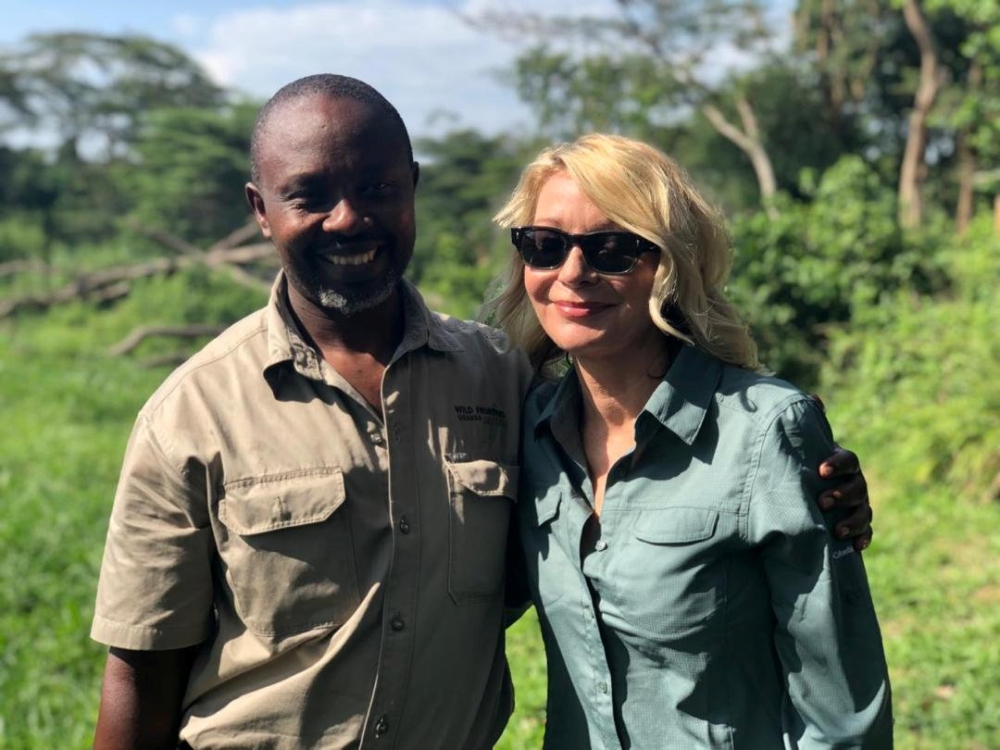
108, 324, 226, 356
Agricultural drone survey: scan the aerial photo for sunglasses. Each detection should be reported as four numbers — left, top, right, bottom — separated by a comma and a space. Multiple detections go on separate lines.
511, 226, 659, 275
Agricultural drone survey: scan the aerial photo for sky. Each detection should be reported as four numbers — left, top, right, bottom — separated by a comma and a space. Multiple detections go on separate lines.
1, 0, 796, 140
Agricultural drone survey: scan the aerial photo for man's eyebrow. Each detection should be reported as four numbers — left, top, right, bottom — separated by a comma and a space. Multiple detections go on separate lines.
275, 173, 325, 196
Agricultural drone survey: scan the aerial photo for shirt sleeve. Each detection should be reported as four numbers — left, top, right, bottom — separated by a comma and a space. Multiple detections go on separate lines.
91, 413, 215, 650
747, 397, 893, 749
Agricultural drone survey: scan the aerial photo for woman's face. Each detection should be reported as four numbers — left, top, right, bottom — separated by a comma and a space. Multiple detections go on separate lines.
524, 171, 663, 365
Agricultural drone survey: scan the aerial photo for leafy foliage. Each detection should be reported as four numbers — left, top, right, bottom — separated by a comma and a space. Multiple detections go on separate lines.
822, 218, 1000, 502
410, 129, 533, 318
127, 103, 258, 246
2, 7, 1000, 748
729, 156, 945, 385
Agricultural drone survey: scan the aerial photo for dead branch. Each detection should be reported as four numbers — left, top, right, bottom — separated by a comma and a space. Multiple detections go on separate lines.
0, 260, 49, 278
208, 220, 261, 253
108, 324, 226, 356
139, 353, 199, 369
126, 222, 205, 256
0, 243, 277, 319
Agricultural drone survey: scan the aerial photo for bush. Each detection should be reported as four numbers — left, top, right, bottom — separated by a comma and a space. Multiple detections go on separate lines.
729, 156, 947, 388
821, 218, 1000, 502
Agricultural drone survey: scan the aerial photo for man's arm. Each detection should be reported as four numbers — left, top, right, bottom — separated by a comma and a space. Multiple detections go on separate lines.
93, 645, 198, 750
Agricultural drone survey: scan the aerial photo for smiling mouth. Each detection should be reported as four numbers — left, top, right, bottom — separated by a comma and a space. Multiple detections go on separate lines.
325, 249, 378, 266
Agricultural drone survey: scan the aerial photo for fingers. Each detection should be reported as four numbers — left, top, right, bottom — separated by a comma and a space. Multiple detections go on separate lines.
819, 445, 862, 479
819, 468, 875, 552
852, 530, 873, 552
819, 473, 869, 510
833, 501, 873, 537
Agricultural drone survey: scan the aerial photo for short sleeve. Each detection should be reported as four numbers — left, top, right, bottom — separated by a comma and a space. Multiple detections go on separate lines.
91, 413, 215, 650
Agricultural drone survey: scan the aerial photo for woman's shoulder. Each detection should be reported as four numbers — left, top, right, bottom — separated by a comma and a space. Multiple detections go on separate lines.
713, 363, 821, 431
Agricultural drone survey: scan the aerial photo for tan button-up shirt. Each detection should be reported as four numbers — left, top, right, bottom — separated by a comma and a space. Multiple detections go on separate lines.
91, 275, 532, 749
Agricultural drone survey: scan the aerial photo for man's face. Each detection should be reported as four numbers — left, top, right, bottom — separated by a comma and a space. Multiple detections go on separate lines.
247, 94, 418, 317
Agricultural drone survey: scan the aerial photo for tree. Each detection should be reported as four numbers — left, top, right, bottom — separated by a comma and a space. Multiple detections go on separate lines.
924, 0, 1000, 232
0, 32, 223, 158
128, 102, 258, 246
467, 0, 787, 216
728, 156, 945, 386
897, 0, 947, 228
410, 129, 532, 317
794, 0, 1000, 230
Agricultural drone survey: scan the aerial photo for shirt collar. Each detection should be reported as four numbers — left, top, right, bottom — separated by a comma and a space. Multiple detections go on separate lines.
532, 344, 722, 446
642, 344, 722, 445
262, 272, 464, 388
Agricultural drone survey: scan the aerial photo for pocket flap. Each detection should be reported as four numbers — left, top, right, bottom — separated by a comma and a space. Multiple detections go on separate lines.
528, 487, 562, 527
445, 459, 518, 499
220, 469, 346, 535
633, 507, 719, 544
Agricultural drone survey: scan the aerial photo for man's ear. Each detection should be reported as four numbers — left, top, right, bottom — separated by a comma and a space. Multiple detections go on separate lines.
411, 161, 420, 189
245, 183, 271, 238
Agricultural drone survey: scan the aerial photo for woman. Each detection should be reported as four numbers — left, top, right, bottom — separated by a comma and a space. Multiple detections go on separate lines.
490, 134, 892, 748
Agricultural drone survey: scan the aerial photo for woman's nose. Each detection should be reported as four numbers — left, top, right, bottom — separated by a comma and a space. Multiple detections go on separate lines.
557, 245, 597, 284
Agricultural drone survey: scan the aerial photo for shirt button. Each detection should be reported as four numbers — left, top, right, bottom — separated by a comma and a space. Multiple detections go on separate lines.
594, 540, 608, 551
598, 681, 608, 694
390, 614, 405, 632
399, 516, 411, 534
370, 432, 385, 446
374, 715, 389, 738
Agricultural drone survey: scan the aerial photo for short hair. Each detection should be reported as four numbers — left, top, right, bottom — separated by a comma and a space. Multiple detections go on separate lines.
485, 133, 759, 376
249, 73, 413, 184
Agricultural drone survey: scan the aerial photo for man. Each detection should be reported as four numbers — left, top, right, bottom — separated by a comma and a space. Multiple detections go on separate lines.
91, 74, 872, 749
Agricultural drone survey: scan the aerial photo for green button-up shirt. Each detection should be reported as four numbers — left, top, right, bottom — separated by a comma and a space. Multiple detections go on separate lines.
517, 345, 892, 749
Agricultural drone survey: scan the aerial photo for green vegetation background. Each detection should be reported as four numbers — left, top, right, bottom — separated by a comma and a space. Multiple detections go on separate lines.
3, 226, 999, 750
3, 3, 1000, 747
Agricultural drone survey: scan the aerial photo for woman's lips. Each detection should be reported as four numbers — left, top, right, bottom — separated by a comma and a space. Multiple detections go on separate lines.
552, 300, 612, 318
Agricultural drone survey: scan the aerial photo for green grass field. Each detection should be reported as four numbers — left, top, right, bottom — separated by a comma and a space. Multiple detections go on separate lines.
2, 277, 998, 749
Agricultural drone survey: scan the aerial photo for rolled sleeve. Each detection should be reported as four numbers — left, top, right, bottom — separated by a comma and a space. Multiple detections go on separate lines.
91, 414, 215, 650
749, 399, 893, 749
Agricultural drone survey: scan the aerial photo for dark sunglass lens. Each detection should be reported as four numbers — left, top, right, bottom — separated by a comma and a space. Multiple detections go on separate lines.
584, 233, 635, 273
523, 229, 568, 268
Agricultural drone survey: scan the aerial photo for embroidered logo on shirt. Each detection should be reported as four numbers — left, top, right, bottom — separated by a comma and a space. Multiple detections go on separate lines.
454, 404, 508, 428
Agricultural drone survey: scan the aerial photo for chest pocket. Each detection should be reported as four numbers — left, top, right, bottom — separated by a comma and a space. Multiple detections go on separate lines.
616, 506, 722, 642
445, 459, 518, 605
218, 469, 360, 638
518, 487, 569, 607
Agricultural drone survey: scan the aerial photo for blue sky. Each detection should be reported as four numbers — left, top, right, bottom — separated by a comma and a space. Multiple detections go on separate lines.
3, 0, 795, 140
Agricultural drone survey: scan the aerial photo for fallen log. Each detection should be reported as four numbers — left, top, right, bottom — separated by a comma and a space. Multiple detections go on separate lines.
0, 243, 277, 319
108, 324, 227, 356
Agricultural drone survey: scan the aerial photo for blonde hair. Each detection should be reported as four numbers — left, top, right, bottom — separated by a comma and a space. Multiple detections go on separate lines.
485, 133, 759, 376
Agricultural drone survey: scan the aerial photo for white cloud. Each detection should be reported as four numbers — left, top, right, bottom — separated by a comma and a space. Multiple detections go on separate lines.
175, 0, 786, 140
183, 0, 559, 139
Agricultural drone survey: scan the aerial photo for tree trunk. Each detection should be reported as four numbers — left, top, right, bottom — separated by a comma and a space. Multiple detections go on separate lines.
955, 130, 976, 235
898, 0, 943, 229
701, 96, 779, 219
955, 60, 983, 235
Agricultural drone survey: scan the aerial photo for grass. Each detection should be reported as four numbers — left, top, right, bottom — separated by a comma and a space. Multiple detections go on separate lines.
2, 275, 999, 748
